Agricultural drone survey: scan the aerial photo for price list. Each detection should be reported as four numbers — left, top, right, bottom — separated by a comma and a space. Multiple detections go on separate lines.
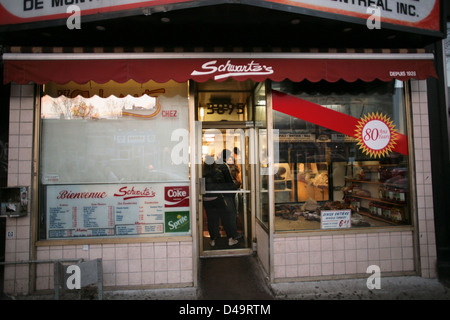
46, 184, 188, 239
48, 203, 115, 238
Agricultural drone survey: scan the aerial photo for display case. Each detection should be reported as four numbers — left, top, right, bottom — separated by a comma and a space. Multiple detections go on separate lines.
343, 161, 409, 224
272, 79, 412, 232
273, 161, 330, 204
273, 163, 294, 203
296, 162, 329, 202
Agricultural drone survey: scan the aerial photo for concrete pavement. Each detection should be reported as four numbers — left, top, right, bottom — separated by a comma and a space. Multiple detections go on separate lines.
271, 276, 450, 300
4, 255, 450, 300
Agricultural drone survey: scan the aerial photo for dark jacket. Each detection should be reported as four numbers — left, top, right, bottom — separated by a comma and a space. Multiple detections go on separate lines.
204, 163, 237, 198
217, 163, 238, 197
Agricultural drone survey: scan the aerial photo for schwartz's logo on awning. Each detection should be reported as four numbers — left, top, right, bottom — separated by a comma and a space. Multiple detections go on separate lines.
191, 60, 274, 80
165, 211, 190, 233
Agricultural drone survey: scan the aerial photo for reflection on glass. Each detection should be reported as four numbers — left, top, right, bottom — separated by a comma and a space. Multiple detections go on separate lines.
40, 81, 189, 185
253, 82, 269, 227
41, 94, 160, 119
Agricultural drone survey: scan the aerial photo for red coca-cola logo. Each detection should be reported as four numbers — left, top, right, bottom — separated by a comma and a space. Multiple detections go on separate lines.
165, 186, 189, 208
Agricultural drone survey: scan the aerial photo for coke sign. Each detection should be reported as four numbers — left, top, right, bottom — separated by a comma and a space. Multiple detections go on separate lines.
165, 186, 189, 208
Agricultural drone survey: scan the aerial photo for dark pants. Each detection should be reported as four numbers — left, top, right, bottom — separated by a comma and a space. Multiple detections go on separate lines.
203, 196, 238, 240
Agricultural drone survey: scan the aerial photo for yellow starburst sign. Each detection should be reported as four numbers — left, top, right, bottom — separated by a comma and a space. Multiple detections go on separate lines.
354, 112, 398, 158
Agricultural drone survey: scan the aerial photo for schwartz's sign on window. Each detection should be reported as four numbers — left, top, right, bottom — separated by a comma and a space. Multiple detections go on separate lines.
0, 0, 439, 32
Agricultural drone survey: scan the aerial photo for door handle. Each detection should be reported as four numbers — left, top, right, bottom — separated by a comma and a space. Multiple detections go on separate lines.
199, 178, 206, 195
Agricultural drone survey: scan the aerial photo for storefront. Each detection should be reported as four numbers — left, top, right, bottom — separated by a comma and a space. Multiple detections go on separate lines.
1, 0, 448, 296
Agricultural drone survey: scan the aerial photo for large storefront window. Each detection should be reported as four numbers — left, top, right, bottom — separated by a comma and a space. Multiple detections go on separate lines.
38, 80, 190, 240
272, 80, 411, 232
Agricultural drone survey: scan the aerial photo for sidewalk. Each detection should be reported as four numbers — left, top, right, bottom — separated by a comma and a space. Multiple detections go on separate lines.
271, 276, 450, 300
3, 255, 450, 300
4, 276, 450, 300
7, 276, 449, 300
103, 276, 450, 300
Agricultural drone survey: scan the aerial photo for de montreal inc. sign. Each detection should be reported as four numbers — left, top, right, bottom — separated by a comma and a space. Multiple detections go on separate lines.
0, 0, 440, 32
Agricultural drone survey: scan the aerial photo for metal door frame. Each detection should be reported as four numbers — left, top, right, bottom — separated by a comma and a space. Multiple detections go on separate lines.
197, 124, 255, 257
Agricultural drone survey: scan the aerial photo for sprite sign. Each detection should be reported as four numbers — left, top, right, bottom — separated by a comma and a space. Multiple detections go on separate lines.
165, 211, 190, 233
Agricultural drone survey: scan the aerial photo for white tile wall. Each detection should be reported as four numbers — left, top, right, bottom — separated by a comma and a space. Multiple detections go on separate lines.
4, 84, 34, 295
33, 242, 193, 291
3, 84, 194, 295
274, 231, 415, 279
410, 80, 437, 278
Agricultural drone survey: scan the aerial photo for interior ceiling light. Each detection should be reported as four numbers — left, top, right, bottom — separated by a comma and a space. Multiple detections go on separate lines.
96, 25, 106, 31
161, 17, 171, 23
290, 18, 301, 25
343, 27, 352, 32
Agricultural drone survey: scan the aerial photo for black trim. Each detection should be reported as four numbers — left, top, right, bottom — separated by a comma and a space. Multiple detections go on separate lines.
426, 41, 450, 280
0, 49, 10, 299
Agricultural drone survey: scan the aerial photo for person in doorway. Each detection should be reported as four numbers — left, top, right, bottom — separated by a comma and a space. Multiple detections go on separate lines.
228, 147, 242, 189
202, 155, 223, 247
217, 149, 243, 244
203, 154, 240, 246
228, 147, 243, 228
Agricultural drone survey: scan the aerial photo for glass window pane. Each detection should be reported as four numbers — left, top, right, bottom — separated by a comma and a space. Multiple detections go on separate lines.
38, 80, 190, 240
255, 82, 269, 227
272, 80, 411, 232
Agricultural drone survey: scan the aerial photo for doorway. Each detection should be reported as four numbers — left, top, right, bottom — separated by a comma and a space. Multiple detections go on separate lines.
195, 79, 266, 257
199, 125, 252, 255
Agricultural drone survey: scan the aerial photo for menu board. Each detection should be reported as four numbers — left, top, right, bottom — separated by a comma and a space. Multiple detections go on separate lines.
46, 183, 190, 239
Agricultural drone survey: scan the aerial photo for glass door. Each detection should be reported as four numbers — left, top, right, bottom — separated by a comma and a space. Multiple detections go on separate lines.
198, 126, 253, 256
194, 79, 265, 257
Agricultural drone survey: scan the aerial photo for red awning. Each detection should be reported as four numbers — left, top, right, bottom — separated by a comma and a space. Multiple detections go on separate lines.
2, 52, 437, 84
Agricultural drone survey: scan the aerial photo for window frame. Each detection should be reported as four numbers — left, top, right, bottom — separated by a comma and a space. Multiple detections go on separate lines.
35, 81, 193, 243
270, 79, 417, 234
